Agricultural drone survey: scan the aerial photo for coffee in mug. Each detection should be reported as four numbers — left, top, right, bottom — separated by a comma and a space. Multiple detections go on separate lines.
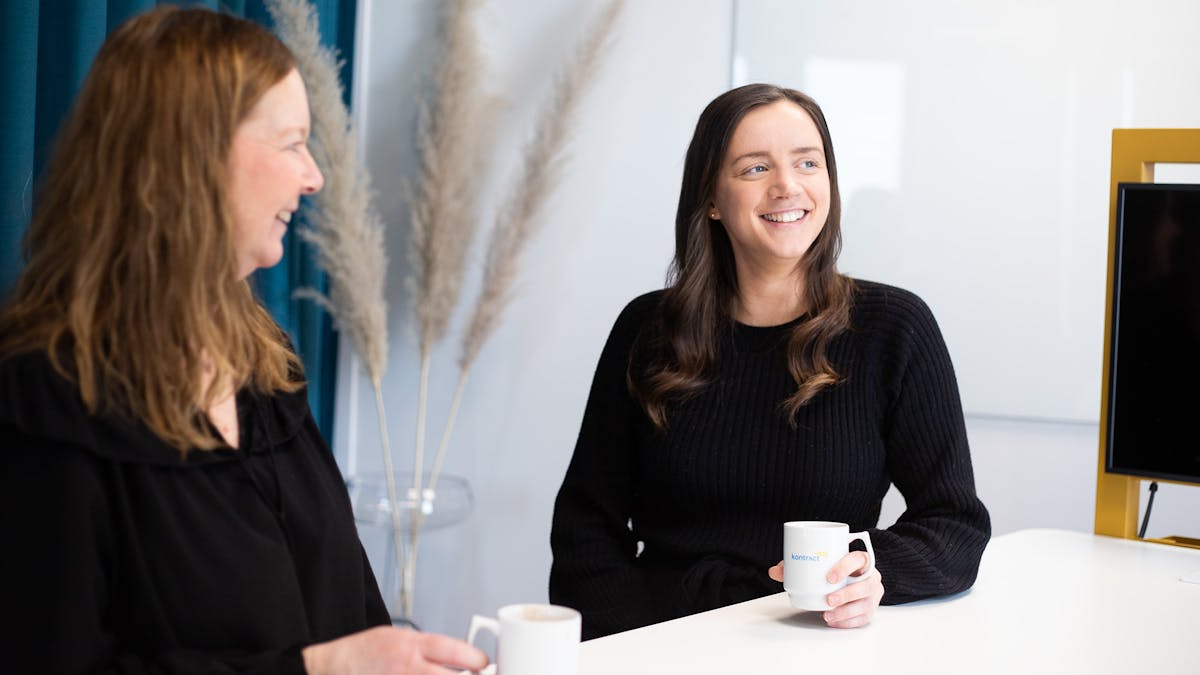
467, 603, 580, 675
783, 520, 876, 611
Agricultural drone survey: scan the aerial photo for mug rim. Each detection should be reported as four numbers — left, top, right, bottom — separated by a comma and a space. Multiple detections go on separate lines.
496, 603, 581, 623
783, 520, 848, 529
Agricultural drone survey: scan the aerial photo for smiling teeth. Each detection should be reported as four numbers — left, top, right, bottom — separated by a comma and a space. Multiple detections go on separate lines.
762, 210, 806, 223
277, 211, 292, 223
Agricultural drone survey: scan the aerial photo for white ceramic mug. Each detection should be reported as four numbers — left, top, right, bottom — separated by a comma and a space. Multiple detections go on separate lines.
783, 520, 876, 611
466, 603, 580, 675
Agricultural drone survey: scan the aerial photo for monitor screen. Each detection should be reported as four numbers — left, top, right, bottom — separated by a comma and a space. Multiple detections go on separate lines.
1106, 182, 1200, 483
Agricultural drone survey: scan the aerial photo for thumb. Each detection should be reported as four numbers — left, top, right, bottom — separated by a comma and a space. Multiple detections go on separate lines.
768, 561, 784, 582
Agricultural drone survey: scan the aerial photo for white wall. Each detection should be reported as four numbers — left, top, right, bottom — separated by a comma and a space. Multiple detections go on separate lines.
343, 0, 1200, 639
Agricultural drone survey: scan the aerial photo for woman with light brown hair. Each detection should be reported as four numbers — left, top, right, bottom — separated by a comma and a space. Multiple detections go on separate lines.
550, 84, 991, 639
0, 7, 485, 674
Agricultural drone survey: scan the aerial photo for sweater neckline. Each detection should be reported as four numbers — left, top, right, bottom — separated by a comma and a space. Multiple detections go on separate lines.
732, 313, 806, 333
729, 314, 806, 352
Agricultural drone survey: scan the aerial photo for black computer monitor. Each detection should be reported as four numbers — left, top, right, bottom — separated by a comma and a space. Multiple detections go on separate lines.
1105, 182, 1200, 484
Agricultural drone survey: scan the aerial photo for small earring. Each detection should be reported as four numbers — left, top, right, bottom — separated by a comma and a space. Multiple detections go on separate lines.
710, 211, 719, 219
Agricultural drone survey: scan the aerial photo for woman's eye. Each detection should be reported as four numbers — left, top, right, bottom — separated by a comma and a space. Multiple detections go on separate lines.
799, 159, 818, 170
743, 165, 767, 175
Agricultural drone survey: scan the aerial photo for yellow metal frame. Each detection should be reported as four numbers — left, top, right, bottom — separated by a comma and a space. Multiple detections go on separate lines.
1095, 129, 1200, 548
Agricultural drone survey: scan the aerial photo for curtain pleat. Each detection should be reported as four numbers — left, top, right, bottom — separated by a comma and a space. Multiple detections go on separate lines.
0, 1, 40, 294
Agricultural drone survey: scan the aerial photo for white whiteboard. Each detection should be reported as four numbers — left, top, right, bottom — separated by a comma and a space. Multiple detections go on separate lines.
734, 0, 1200, 422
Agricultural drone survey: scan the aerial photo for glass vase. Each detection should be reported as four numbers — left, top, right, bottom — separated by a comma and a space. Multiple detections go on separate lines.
348, 471, 473, 626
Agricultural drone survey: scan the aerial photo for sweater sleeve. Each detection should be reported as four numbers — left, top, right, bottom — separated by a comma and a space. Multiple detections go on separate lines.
0, 432, 308, 675
549, 295, 686, 639
871, 295, 991, 604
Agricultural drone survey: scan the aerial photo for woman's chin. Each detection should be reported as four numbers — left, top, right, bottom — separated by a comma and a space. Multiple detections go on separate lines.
236, 248, 285, 279
261, 248, 285, 271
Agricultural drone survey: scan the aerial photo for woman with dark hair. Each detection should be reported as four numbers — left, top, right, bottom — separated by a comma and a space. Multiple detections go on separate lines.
549, 84, 990, 639
0, 7, 486, 674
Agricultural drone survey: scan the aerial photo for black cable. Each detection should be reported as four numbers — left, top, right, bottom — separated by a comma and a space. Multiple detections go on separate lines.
1137, 481, 1159, 539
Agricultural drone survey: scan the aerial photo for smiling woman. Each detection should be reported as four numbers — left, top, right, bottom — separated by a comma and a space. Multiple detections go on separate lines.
0, 6, 485, 674
550, 83, 991, 640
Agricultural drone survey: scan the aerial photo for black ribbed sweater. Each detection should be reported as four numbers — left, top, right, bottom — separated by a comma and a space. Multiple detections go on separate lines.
549, 280, 991, 639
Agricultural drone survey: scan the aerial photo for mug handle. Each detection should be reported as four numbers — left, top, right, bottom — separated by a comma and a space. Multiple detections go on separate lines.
844, 530, 876, 586
465, 615, 499, 675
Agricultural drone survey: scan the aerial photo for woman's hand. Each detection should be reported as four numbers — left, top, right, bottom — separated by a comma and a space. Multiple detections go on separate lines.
301, 625, 489, 675
768, 550, 884, 629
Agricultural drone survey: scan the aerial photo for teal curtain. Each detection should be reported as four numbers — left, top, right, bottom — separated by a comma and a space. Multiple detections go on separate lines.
0, 0, 356, 441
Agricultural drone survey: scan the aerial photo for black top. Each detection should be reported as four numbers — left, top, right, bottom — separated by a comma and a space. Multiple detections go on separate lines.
549, 280, 991, 639
0, 350, 389, 674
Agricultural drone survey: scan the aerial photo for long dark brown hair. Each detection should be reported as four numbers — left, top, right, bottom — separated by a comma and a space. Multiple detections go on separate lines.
0, 7, 302, 451
631, 84, 855, 429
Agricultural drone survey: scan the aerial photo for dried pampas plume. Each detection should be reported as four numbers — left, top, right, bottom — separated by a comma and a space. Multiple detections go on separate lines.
425, 0, 627, 489
462, 0, 624, 372
410, 0, 493, 355
267, 0, 388, 386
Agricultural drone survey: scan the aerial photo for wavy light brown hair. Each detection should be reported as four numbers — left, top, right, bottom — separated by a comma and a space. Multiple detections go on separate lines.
0, 6, 302, 451
631, 84, 856, 429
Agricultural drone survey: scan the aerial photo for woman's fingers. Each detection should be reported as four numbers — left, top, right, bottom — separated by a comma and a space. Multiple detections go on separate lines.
823, 565, 884, 629
825, 550, 872, 584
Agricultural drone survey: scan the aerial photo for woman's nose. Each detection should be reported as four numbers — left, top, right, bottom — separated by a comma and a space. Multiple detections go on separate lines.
302, 154, 325, 194
769, 170, 800, 199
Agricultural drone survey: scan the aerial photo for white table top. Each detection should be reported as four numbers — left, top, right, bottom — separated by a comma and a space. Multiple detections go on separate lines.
579, 528, 1200, 674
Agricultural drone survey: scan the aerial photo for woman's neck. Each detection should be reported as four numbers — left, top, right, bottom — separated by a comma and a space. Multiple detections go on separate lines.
733, 263, 807, 327
199, 352, 239, 448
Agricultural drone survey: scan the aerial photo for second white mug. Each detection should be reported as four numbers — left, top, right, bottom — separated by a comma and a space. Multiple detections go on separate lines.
783, 520, 876, 611
466, 603, 580, 675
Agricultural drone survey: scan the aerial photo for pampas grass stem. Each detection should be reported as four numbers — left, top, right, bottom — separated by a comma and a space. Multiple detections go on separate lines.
427, 370, 468, 492
373, 377, 408, 615
413, 353, 430, 497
